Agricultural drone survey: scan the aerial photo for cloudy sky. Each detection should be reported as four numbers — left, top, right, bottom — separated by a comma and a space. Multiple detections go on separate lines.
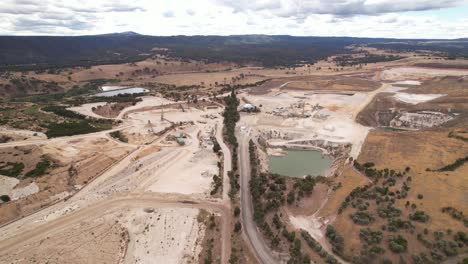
1, 0, 468, 38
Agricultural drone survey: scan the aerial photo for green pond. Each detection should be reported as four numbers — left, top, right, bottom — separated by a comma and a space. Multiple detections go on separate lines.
268, 149, 332, 178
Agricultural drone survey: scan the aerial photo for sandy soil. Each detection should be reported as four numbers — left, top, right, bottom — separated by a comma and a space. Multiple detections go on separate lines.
393, 92, 445, 104
0, 193, 226, 264
118, 96, 174, 119
68, 102, 108, 119
0, 127, 47, 141
381, 67, 468, 81
0, 176, 39, 202
123, 207, 204, 264
0, 216, 127, 264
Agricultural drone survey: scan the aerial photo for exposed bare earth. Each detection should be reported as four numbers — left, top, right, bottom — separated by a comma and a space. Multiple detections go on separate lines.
1, 56, 468, 264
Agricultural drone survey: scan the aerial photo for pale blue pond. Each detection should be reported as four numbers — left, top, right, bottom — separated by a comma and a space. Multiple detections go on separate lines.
269, 149, 332, 177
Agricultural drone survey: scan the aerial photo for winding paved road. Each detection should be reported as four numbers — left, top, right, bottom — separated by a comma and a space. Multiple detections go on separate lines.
238, 129, 278, 264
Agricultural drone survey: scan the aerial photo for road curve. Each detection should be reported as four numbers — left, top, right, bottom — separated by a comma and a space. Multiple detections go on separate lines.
238, 131, 278, 264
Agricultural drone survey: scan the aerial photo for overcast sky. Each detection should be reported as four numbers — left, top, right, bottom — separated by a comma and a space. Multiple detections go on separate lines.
1, 0, 468, 38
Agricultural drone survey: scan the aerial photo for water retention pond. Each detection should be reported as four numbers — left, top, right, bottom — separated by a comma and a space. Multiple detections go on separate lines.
268, 149, 332, 178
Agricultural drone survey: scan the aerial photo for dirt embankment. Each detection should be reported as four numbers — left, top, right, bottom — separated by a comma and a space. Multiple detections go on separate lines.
0, 137, 134, 226
93, 102, 135, 118
357, 76, 468, 128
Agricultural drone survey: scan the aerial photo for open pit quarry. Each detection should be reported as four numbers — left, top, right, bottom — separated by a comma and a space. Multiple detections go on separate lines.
0, 64, 467, 264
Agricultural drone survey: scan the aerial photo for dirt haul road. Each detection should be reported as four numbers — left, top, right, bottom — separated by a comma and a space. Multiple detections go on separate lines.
238, 130, 278, 264
215, 121, 232, 201
0, 193, 231, 263
0, 100, 233, 263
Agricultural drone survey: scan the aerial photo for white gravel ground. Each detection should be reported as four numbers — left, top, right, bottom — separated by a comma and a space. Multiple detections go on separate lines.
393, 93, 445, 104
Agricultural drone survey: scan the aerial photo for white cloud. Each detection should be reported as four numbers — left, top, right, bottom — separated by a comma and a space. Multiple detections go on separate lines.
163, 10, 175, 18
215, 0, 467, 16
0, 0, 466, 38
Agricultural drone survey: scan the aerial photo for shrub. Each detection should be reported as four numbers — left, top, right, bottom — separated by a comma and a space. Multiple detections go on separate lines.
360, 228, 383, 245
282, 229, 296, 242
409, 211, 430, 223
234, 222, 242, 233
326, 225, 345, 254
0, 195, 11, 202
454, 231, 468, 245
42, 105, 86, 119
109, 131, 128, 143
350, 211, 375, 225
377, 205, 402, 218
212, 141, 221, 153
25, 158, 51, 178
294, 175, 315, 196
287, 191, 295, 204
387, 235, 407, 253
301, 230, 338, 264
234, 207, 240, 217
0, 162, 24, 177
46, 121, 100, 138
387, 218, 414, 232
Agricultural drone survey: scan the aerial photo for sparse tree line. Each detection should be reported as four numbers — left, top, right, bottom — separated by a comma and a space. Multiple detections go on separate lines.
448, 130, 468, 143
301, 230, 339, 264
441, 207, 468, 227
210, 138, 222, 196
222, 89, 240, 200
333, 54, 403, 67
219, 79, 271, 93
428, 156, 468, 172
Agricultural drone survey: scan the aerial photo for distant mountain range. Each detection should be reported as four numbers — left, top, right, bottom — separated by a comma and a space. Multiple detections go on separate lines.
0, 33, 467, 70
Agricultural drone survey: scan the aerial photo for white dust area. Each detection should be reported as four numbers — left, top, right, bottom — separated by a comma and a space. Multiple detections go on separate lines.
123, 111, 173, 144
39, 202, 78, 222
0, 127, 46, 141
393, 93, 445, 105
147, 149, 217, 195
146, 114, 220, 195
391, 111, 454, 129
383, 85, 407, 93
245, 91, 371, 159
42, 137, 129, 165
123, 207, 204, 264
0, 175, 39, 201
118, 96, 174, 119
101, 86, 124, 91
381, 67, 468, 81
393, 80, 421, 86
68, 102, 108, 119
289, 215, 326, 240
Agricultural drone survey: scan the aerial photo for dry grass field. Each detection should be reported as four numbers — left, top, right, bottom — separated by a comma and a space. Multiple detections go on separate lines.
330, 128, 468, 262
319, 165, 370, 218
